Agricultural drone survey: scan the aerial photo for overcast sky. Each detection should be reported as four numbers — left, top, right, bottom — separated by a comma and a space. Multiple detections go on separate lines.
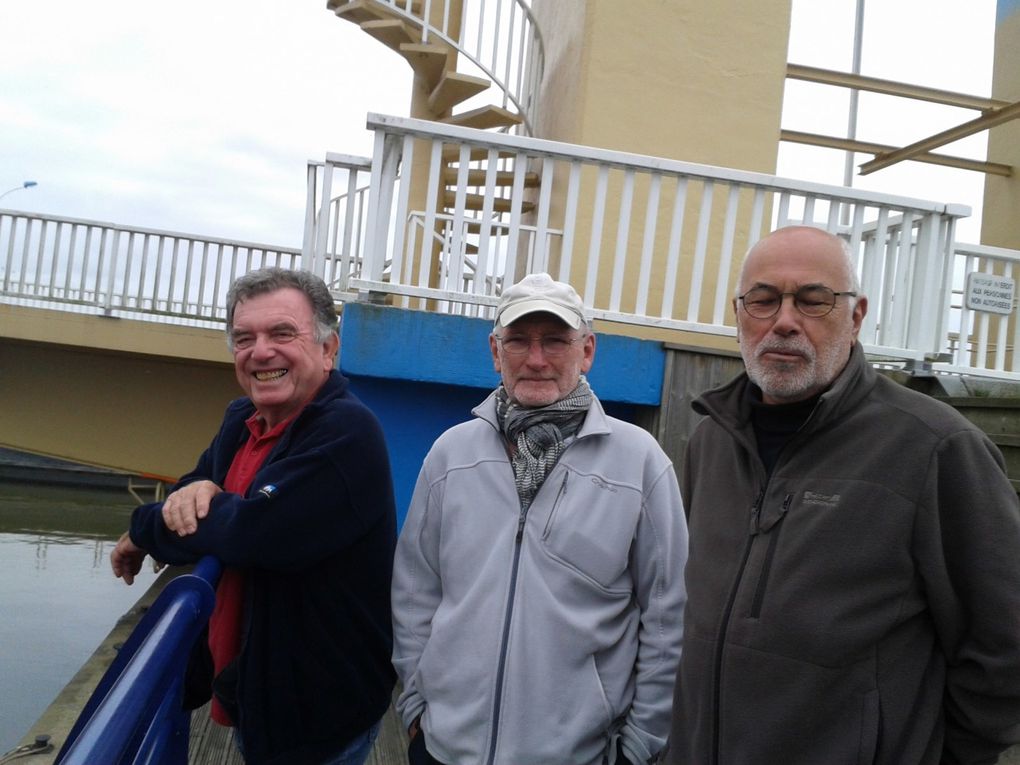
0, 0, 1001, 247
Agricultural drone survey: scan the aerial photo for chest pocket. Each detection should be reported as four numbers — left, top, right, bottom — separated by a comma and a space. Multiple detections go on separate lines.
539, 470, 641, 591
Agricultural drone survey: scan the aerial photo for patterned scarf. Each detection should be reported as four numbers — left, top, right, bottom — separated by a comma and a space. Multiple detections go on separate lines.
494, 376, 593, 510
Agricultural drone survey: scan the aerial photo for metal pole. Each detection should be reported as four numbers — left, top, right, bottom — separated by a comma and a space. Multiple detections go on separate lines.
841, 0, 866, 225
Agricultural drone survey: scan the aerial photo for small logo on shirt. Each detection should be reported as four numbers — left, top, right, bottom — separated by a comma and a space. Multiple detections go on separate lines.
258, 484, 278, 499
802, 491, 840, 507
590, 477, 618, 493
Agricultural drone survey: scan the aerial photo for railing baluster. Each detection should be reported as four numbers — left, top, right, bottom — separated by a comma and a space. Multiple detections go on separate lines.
63, 223, 79, 299
748, 187, 766, 250
48, 221, 63, 299
475, 148, 499, 295
532, 158, 555, 275
992, 260, 1012, 371
688, 181, 715, 323
557, 162, 581, 285
17, 217, 34, 293
660, 177, 689, 320
610, 170, 635, 313
197, 242, 210, 317
635, 174, 661, 317
504, 150, 528, 278
32, 219, 48, 295
714, 185, 742, 326
584, 166, 610, 308
388, 136, 416, 294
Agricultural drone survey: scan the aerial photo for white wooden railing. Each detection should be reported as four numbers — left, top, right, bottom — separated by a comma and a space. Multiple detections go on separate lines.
349, 115, 990, 364
301, 153, 374, 293
4, 115, 1020, 381
0, 209, 303, 326
937, 242, 1020, 378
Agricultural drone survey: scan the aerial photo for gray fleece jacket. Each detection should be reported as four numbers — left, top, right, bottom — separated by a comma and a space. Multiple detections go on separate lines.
393, 391, 688, 765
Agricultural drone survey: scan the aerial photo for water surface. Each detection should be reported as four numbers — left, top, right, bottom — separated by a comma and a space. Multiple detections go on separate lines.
0, 481, 158, 754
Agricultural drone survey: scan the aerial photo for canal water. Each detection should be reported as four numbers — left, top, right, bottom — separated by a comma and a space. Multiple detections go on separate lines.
0, 479, 158, 755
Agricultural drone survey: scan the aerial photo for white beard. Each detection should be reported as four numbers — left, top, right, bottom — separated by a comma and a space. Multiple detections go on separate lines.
743, 335, 850, 402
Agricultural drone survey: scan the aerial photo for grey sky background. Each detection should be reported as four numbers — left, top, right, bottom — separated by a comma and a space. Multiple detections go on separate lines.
0, 0, 998, 248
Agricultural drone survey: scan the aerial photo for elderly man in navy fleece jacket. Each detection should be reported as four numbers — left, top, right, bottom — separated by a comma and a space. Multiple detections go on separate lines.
111, 267, 396, 765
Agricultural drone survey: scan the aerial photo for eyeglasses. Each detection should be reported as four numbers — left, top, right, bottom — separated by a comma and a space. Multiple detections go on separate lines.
494, 334, 581, 357
738, 285, 858, 319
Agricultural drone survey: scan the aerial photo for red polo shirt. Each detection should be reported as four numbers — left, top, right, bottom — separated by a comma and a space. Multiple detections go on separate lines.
208, 410, 297, 725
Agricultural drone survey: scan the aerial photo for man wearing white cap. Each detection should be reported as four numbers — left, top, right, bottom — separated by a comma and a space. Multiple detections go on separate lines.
391, 273, 688, 765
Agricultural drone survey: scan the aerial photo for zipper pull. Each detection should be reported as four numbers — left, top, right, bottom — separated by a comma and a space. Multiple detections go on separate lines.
516, 507, 528, 542
749, 488, 765, 535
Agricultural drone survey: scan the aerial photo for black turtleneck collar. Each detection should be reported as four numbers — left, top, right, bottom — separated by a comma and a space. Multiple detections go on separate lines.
744, 383, 820, 476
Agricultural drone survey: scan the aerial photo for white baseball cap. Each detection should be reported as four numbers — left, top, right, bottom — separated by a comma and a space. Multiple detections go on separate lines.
494, 272, 587, 330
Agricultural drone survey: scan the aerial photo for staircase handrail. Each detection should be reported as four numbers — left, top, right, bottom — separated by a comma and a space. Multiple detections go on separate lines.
358, 0, 545, 134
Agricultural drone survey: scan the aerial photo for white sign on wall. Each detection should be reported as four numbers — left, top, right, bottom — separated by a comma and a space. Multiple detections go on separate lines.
965, 273, 1016, 315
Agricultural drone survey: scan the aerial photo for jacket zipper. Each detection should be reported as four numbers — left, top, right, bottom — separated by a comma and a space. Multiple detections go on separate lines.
485, 471, 569, 765
541, 472, 570, 538
711, 487, 765, 765
749, 493, 792, 619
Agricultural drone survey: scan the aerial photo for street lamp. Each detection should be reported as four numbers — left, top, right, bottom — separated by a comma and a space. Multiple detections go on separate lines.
0, 181, 39, 202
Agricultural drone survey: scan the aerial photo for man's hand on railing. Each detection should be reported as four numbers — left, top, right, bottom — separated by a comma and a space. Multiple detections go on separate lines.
111, 532, 148, 586
161, 480, 223, 537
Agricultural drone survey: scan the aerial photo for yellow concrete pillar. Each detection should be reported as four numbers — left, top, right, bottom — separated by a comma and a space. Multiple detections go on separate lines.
981, 0, 1020, 248
531, 0, 791, 170
978, 1, 1020, 369
528, 0, 792, 342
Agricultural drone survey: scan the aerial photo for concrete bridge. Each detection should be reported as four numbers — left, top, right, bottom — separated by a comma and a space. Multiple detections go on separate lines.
1, 302, 238, 483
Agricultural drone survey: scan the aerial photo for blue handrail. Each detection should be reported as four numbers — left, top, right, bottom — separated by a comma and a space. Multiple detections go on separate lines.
56, 556, 222, 765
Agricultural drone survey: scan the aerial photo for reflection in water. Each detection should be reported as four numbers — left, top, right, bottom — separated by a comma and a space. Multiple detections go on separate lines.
0, 480, 160, 754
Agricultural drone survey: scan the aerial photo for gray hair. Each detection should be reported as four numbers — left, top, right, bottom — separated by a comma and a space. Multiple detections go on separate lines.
225, 267, 338, 348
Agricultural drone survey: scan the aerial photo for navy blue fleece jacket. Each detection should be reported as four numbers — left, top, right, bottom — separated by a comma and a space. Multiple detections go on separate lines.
130, 370, 397, 765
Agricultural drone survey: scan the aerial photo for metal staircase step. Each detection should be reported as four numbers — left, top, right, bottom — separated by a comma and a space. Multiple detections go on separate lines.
443, 191, 535, 214
443, 168, 540, 188
440, 105, 523, 130
428, 71, 492, 114
361, 18, 420, 50
330, 0, 422, 25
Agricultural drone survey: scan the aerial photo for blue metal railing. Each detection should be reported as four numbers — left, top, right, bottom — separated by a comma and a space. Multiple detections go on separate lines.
56, 556, 222, 765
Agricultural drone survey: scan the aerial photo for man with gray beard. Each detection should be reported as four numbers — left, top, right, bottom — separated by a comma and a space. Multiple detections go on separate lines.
665, 226, 1020, 765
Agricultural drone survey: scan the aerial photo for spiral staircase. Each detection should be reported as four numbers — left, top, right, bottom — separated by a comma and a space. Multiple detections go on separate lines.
327, 0, 544, 223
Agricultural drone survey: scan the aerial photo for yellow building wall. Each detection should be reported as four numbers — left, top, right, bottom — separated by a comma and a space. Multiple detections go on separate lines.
981, 1, 1020, 248
528, 0, 792, 345
533, 0, 792, 169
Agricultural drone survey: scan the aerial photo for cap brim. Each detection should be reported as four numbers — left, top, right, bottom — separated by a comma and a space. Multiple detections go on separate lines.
497, 299, 582, 329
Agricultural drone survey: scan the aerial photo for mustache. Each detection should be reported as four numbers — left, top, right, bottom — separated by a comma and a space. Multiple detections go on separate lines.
754, 338, 814, 361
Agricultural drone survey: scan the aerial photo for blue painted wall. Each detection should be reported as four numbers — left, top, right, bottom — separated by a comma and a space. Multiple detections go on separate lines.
338, 302, 665, 527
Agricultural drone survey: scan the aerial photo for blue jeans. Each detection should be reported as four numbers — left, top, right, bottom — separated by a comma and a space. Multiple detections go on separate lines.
234, 720, 381, 765
321, 720, 382, 765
